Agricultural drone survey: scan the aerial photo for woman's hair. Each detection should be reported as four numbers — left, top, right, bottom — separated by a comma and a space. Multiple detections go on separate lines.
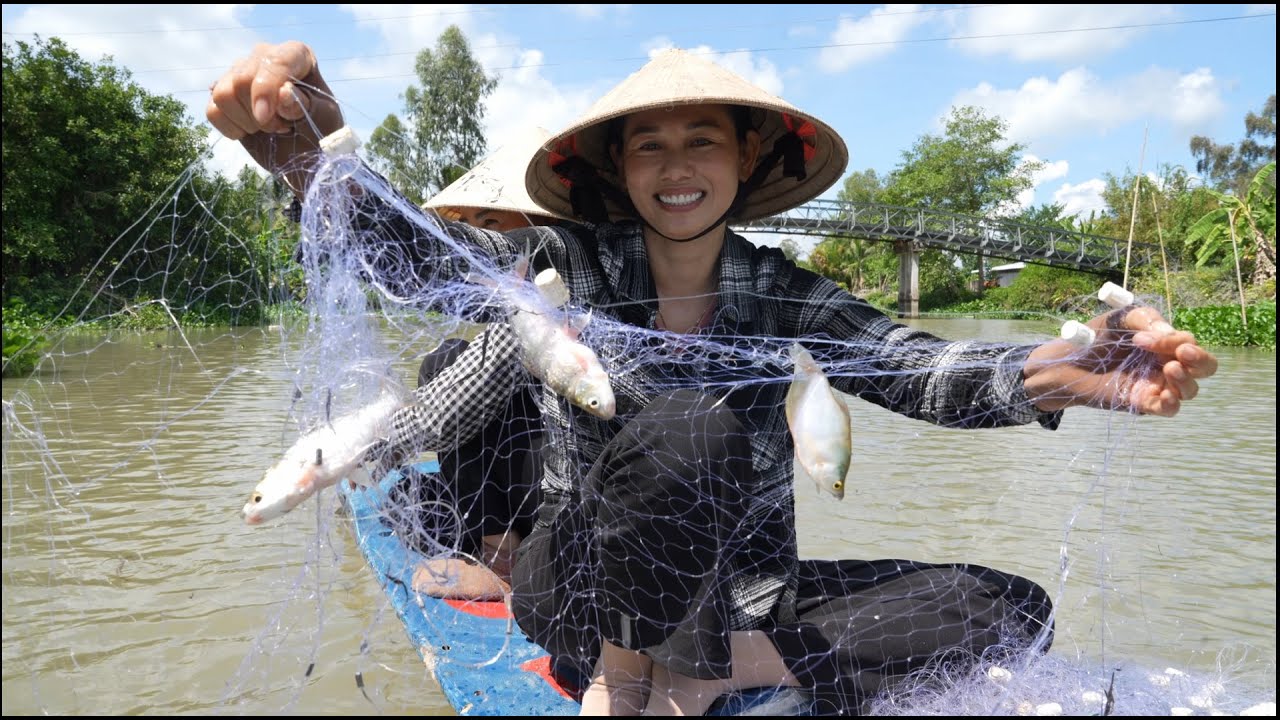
603, 104, 756, 172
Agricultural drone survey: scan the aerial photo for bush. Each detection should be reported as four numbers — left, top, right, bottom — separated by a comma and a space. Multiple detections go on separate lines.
998, 264, 1099, 312
1174, 302, 1276, 349
2, 298, 48, 376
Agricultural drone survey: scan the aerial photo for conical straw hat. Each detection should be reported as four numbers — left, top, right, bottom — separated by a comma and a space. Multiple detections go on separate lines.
425, 126, 568, 221
526, 48, 848, 223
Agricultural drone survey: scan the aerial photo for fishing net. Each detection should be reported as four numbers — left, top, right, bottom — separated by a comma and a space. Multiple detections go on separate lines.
2, 136, 1275, 716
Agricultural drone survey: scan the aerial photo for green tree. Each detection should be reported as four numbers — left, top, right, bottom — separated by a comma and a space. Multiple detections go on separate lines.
882, 106, 1041, 290
777, 237, 802, 262
1097, 164, 1220, 268
365, 113, 417, 202
1185, 161, 1277, 285
367, 26, 498, 204
883, 106, 1041, 215
1189, 95, 1276, 195
809, 169, 896, 294
809, 237, 865, 293
3, 36, 207, 290
1015, 202, 1069, 229
838, 168, 885, 204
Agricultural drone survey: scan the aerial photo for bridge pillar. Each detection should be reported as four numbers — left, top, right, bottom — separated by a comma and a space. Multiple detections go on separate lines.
895, 240, 919, 318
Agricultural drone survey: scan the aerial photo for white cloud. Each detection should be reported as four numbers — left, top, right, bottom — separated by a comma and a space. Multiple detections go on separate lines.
1010, 154, 1070, 212
335, 6, 595, 165
644, 38, 785, 97
951, 4, 1176, 62
1053, 179, 1108, 218
561, 5, 633, 20
334, 3, 467, 113
952, 66, 1225, 146
1243, 4, 1276, 15
484, 49, 600, 151
817, 4, 933, 73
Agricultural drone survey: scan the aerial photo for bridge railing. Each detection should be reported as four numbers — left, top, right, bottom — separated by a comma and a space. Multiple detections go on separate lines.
735, 199, 1165, 272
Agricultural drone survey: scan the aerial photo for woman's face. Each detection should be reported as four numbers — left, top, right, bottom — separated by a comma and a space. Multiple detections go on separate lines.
612, 104, 760, 242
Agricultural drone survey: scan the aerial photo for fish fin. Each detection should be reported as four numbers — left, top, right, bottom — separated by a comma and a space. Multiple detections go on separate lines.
296, 463, 319, 497
568, 342, 597, 372
565, 310, 591, 340
511, 253, 531, 281
790, 342, 820, 376
346, 465, 376, 488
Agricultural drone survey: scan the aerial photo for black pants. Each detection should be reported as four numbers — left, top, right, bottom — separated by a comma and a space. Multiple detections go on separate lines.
769, 558, 1053, 715
512, 389, 754, 684
510, 390, 1053, 714
393, 339, 543, 558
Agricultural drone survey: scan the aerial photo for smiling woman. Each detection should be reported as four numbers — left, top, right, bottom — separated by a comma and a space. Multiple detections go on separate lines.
0, 5, 1273, 718
201, 38, 1229, 716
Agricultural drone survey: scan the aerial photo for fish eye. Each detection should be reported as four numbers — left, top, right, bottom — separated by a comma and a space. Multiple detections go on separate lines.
251, 492, 263, 504
833, 482, 843, 490
589, 399, 599, 407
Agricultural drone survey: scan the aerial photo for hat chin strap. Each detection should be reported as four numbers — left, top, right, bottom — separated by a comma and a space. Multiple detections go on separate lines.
641, 205, 733, 244
552, 128, 809, 241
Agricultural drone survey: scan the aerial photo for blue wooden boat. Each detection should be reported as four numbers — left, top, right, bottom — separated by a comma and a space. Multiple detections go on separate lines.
341, 460, 814, 716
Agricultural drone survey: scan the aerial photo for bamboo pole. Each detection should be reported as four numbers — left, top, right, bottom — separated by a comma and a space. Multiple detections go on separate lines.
1228, 208, 1249, 327
1147, 186, 1175, 319
1122, 126, 1148, 288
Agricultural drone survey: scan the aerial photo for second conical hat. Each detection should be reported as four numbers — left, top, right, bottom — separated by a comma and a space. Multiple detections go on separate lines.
425, 126, 568, 221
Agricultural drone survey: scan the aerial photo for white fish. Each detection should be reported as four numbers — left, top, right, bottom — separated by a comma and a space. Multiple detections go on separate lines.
243, 392, 403, 525
484, 256, 616, 420
784, 343, 851, 500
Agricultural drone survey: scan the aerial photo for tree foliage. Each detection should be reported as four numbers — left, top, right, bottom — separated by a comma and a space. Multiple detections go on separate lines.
1097, 164, 1221, 268
884, 105, 1041, 289
367, 26, 497, 204
1189, 94, 1276, 195
2, 36, 207, 286
808, 169, 896, 294
1185, 161, 1277, 284
3, 36, 297, 326
1015, 202, 1070, 230
365, 113, 417, 202
838, 169, 885, 204
882, 106, 1040, 216
809, 109, 1041, 300
777, 238, 802, 262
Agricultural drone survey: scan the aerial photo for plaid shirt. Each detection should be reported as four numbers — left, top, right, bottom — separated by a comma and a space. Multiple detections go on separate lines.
360, 200, 1061, 630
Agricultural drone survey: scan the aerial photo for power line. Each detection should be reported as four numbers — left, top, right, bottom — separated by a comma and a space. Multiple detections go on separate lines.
6, 6, 1271, 95
0, 5, 508, 37
161, 11, 1279, 95
2, 4, 992, 39
5, 5, 998, 76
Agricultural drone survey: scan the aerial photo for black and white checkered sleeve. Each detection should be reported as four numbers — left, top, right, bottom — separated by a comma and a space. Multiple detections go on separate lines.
791, 273, 1061, 430
378, 323, 523, 466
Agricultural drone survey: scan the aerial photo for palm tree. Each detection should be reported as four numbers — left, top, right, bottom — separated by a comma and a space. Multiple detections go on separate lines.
1186, 161, 1276, 286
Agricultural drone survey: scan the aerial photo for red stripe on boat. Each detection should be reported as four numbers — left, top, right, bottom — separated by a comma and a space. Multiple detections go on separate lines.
520, 656, 576, 701
441, 598, 512, 619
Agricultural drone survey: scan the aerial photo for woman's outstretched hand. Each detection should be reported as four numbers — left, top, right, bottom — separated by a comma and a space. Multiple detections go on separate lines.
1024, 304, 1219, 417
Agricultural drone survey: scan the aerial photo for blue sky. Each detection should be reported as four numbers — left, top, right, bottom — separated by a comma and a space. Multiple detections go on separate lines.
4, 4, 1276, 225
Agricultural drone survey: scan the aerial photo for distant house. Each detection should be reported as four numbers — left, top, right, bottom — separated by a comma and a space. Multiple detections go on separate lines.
990, 262, 1026, 287
969, 261, 1026, 291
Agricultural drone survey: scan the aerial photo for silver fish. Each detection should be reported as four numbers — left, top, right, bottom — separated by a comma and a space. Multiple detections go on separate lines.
489, 256, 616, 420
243, 392, 403, 525
784, 342, 851, 500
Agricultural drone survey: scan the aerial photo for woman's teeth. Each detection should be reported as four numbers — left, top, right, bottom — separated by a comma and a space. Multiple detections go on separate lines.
658, 192, 703, 206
